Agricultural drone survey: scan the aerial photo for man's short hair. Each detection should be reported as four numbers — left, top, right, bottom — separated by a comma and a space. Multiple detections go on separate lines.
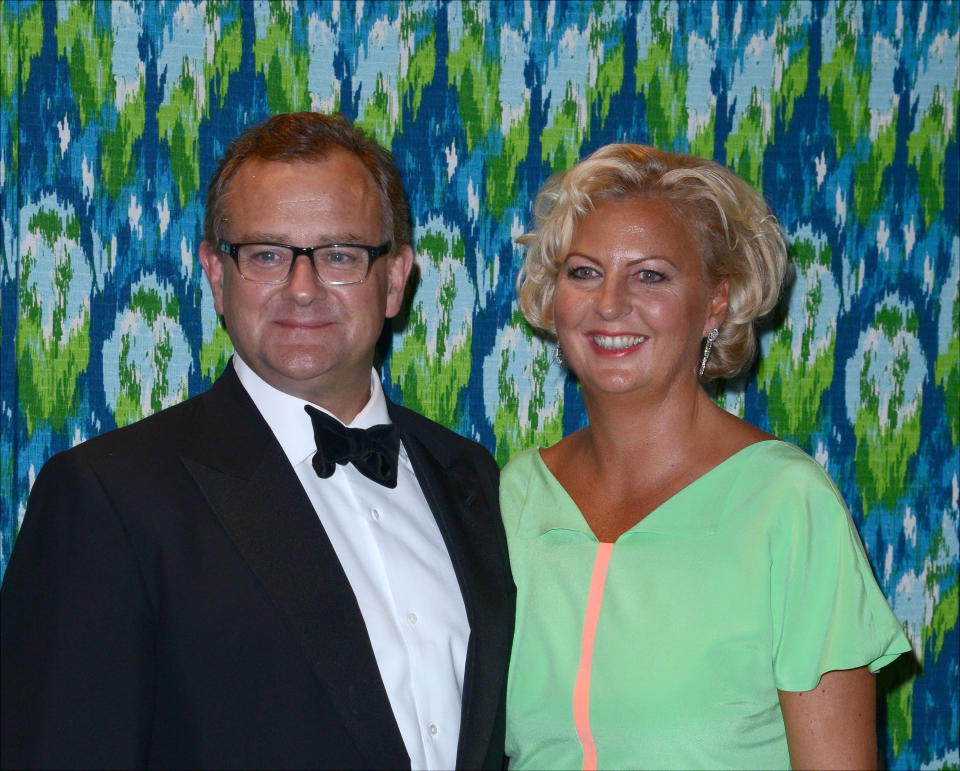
204, 112, 413, 253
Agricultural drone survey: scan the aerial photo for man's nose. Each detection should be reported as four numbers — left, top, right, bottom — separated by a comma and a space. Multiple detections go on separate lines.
283, 253, 327, 300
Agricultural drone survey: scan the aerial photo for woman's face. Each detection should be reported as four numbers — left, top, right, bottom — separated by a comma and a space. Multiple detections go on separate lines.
552, 196, 727, 400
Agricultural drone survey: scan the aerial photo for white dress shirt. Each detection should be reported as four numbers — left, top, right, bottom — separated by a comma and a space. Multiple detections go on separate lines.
233, 356, 469, 770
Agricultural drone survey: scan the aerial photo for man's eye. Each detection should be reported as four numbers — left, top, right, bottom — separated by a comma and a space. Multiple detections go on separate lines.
251, 250, 285, 264
322, 249, 360, 266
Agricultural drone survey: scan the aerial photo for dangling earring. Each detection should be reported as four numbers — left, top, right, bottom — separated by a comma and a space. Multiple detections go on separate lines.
698, 328, 719, 377
554, 344, 565, 367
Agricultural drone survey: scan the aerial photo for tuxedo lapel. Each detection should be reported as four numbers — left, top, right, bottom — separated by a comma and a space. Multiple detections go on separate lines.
181, 367, 409, 769
390, 403, 512, 770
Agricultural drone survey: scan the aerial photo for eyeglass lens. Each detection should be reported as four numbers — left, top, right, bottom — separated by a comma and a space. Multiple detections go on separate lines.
237, 244, 371, 284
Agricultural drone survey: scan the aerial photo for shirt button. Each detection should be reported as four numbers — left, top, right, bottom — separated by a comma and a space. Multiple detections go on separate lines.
407, 612, 418, 625
429, 723, 438, 736
371, 508, 381, 521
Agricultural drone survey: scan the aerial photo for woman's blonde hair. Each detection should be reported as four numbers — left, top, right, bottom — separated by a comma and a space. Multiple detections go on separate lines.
516, 144, 790, 380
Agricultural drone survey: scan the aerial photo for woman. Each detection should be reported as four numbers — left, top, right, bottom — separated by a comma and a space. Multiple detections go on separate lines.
501, 144, 910, 770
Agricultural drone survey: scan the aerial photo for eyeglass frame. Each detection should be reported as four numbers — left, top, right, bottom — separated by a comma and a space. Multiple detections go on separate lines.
217, 239, 393, 285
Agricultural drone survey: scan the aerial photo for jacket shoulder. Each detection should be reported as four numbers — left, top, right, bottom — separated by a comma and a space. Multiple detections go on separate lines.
58, 389, 211, 464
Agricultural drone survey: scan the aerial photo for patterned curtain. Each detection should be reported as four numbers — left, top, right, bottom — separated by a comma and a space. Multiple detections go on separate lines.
1, 2, 957, 767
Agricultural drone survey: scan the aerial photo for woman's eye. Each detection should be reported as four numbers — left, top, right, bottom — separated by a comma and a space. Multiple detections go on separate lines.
567, 265, 599, 280
638, 269, 664, 283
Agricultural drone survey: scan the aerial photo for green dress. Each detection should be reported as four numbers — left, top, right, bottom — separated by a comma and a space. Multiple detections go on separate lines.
500, 440, 910, 770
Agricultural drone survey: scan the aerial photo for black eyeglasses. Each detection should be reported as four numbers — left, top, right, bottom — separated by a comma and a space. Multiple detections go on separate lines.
218, 240, 392, 285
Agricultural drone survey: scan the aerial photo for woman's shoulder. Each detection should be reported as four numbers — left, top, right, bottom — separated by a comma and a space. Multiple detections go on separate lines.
724, 440, 854, 537
501, 446, 543, 479
737, 439, 840, 489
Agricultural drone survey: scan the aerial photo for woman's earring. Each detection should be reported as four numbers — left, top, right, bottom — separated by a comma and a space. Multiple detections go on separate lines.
554, 345, 565, 367
698, 328, 719, 377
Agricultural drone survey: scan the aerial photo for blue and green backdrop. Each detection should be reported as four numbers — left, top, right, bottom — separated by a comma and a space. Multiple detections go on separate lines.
1, 1, 957, 767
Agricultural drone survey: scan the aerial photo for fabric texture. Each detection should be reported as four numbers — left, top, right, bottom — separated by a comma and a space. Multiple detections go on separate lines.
500, 440, 910, 770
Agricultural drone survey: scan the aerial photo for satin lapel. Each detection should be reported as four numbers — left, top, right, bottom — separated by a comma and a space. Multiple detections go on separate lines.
181, 368, 409, 769
390, 405, 512, 770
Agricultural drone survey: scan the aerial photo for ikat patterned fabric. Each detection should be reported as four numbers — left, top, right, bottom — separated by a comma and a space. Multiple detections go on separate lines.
1, 1, 957, 767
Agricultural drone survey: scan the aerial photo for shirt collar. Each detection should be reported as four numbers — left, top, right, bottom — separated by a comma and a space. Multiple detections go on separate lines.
233, 354, 392, 467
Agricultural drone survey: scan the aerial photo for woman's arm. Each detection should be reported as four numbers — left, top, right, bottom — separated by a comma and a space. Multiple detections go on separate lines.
778, 666, 877, 770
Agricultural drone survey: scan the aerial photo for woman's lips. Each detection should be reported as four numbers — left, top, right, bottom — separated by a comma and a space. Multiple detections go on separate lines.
586, 332, 647, 354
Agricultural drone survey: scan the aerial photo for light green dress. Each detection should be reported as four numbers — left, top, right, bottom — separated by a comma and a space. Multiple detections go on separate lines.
500, 440, 910, 770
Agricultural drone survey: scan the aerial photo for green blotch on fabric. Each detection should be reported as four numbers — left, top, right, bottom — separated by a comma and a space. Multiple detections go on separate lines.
772, 43, 809, 134
907, 86, 950, 228
818, 2, 870, 159
102, 85, 146, 200
55, 2, 113, 127
587, 39, 624, 131
689, 112, 716, 160
853, 119, 897, 225
927, 582, 958, 665
934, 334, 959, 447
205, 2, 244, 107
1, 1, 44, 181
16, 247, 90, 435
874, 303, 914, 339
199, 323, 234, 384
400, 19, 436, 120
758, 336, 835, 447
486, 110, 530, 221
758, 242, 835, 444
447, 5, 500, 153
541, 91, 581, 174
28, 208, 78, 242
493, 312, 564, 467
635, 3, 687, 151
1, 2, 43, 103
389, 231, 473, 429
114, 333, 143, 428
886, 676, 913, 757
157, 69, 202, 208
129, 285, 176, 325
254, 2, 310, 114
150, 333, 175, 415
356, 74, 397, 150
853, 380, 922, 517
726, 95, 765, 191
112, 288, 187, 426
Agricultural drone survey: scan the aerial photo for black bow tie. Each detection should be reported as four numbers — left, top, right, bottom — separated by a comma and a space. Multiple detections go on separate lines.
305, 405, 400, 488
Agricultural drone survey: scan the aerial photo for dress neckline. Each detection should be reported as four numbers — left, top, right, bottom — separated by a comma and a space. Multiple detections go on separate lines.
531, 439, 784, 542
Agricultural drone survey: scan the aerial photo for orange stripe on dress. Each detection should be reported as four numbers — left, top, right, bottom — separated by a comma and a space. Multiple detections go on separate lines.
572, 541, 614, 771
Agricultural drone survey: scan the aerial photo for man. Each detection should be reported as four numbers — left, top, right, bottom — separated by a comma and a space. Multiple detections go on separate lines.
1, 113, 514, 769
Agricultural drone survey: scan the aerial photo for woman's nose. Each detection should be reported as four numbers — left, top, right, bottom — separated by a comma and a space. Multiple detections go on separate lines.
594, 274, 631, 319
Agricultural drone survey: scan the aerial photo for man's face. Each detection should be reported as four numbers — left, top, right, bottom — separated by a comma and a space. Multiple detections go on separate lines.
199, 152, 413, 420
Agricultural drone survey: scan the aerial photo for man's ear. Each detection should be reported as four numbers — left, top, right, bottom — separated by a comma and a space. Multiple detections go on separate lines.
385, 245, 415, 319
198, 241, 225, 315
705, 278, 730, 334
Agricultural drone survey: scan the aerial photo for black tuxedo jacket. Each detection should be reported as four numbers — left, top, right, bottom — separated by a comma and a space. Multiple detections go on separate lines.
1, 364, 515, 769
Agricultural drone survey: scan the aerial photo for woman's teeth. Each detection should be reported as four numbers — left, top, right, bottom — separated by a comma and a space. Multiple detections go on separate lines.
592, 334, 646, 350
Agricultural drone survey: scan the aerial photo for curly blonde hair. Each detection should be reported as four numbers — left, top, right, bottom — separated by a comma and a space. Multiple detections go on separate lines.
516, 143, 790, 380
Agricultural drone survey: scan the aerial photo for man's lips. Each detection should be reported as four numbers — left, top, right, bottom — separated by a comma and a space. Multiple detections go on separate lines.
273, 318, 334, 330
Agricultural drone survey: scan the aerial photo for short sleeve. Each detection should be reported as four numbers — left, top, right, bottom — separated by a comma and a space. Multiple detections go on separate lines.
768, 451, 911, 692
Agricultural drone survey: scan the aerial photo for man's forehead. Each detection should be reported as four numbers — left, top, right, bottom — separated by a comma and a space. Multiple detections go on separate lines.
230, 155, 375, 199
219, 153, 386, 237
